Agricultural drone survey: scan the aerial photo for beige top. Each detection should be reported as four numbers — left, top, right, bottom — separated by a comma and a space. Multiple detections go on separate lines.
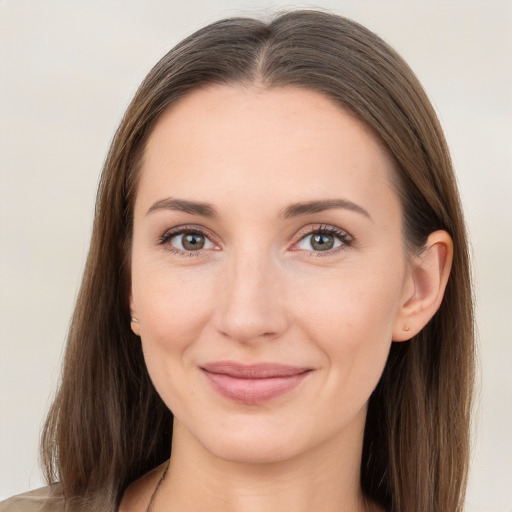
0, 461, 168, 512
0, 485, 65, 512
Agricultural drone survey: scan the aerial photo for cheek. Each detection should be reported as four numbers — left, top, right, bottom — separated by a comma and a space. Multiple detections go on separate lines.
133, 264, 217, 353
133, 266, 219, 412
292, 267, 402, 373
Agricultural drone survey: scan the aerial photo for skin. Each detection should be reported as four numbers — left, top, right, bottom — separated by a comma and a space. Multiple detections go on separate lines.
122, 85, 452, 512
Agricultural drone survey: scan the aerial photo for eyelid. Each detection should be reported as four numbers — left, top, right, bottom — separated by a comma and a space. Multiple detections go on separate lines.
158, 224, 221, 255
158, 223, 353, 257
290, 224, 353, 255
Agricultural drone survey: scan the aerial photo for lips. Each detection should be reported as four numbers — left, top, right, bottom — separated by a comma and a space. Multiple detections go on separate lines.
200, 362, 311, 404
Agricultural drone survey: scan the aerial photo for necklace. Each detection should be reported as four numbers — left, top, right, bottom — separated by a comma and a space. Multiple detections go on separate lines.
143, 458, 378, 512
145, 460, 170, 512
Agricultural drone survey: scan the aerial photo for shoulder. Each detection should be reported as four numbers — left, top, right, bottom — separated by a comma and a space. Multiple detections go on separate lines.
0, 484, 64, 512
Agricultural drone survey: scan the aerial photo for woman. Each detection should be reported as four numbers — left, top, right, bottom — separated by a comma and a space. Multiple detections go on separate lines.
1, 9, 474, 512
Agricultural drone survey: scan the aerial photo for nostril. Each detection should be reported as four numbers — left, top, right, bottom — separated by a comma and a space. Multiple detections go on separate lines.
214, 312, 286, 343
213, 263, 289, 343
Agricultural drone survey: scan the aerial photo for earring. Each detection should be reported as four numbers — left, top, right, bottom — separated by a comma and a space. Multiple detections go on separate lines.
131, 317, 139, 323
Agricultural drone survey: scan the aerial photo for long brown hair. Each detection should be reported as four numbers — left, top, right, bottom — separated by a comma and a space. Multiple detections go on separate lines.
41, 9, 474, 511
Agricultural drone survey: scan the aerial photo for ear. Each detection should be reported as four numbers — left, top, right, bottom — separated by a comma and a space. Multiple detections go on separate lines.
129, 290, 141, 337
393, 230, 453, 342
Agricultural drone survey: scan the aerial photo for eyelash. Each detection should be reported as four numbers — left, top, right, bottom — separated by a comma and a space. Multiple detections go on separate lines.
158, 224, 353, 257
295, 224, 353, 257
158, 225, 217, 257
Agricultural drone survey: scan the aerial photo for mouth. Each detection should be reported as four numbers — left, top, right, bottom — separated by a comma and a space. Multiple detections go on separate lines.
200, 362, 312, 405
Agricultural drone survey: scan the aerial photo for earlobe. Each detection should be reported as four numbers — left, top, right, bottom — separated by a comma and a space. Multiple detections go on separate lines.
393, 230, 453, 342
129, 291, 141, 337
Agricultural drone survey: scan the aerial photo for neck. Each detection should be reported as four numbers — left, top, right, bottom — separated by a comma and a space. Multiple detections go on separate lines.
153, 418, 373, 512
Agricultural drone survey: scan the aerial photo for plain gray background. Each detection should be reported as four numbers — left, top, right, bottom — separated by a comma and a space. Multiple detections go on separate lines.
1, 1, 511, 510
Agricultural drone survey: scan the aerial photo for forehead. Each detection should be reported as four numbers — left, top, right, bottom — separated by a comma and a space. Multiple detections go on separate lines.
136, 85, 398, 219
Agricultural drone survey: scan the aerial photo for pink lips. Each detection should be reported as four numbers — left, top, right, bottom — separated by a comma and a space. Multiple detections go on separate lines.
200, 362, 311, 405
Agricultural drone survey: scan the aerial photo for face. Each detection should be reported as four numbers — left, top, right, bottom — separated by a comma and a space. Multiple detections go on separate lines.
130, 85, 414, 464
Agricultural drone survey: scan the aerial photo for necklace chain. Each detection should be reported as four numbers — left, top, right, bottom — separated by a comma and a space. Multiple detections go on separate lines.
145, 460, 170, 512
143, 459, 378, 512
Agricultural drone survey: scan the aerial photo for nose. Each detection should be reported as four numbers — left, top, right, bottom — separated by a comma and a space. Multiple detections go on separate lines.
213, 248, 289, 343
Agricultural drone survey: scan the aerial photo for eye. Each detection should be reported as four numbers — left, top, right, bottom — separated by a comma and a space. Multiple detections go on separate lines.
172, 232, 214, 251
294, 225, 352, 253
159, 227, 217, 254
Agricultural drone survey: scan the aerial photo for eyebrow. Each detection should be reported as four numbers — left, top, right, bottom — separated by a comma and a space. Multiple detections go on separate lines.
280, 199, 371, 220
146, 197, 371, 220
146, 198, 217, 217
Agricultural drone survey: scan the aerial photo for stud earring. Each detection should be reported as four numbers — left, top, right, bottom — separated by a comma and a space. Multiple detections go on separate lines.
131, 317, 139, 323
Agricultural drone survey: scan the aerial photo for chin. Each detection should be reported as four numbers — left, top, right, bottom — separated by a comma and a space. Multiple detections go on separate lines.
205, 433, 303, 465
177, 413, 313, 465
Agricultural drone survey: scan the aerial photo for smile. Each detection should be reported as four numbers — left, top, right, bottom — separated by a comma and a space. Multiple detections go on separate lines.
200, 362, 312, 405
